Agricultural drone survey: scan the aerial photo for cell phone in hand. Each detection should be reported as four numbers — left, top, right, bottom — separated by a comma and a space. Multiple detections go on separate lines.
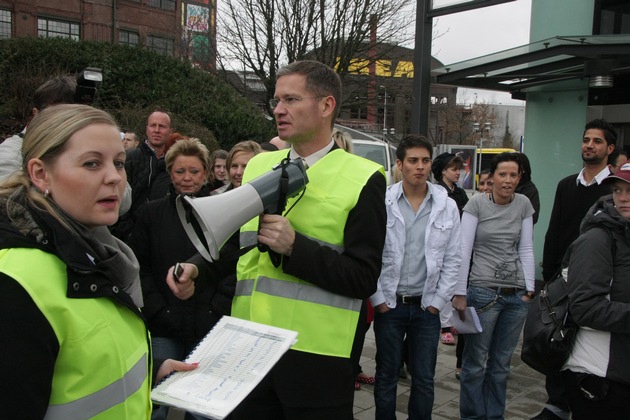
174, 263, 184, 283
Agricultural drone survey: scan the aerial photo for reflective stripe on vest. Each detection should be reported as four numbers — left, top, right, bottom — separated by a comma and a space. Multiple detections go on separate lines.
237, 276, 362, 312
233, 149, 384, 357
235, 278, 255, 296
0, 248, 151, 419
44, 353, 147, 420
240, 231, 344, 253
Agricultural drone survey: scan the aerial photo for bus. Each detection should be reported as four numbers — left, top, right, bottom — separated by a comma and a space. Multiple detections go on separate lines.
477, 148, 516, 174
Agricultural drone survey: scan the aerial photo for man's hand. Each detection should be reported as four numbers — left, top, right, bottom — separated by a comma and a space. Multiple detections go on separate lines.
452, 295, 467, 321
374, 303, 390, 313
257, 214, 295, 256
426, 306, 439, 315
166, 263, 198, 300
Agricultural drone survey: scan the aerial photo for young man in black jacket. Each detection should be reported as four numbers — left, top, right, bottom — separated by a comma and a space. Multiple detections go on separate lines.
536, 118, 617, 420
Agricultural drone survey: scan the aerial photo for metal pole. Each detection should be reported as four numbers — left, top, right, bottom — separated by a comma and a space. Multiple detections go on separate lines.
410, 0, 432, 135
383, 86, 388, 134
478, 133, 483, 177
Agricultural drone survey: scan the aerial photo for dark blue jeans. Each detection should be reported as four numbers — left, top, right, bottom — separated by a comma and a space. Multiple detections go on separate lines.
373, 303, 440, 420
459, 286, 530, 420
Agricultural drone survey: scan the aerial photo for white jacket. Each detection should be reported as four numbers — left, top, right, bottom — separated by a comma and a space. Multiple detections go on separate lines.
0, 133, 24, 182
370, 181, 462, 311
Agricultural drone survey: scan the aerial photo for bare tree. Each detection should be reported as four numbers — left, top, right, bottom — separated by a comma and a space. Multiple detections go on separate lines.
435, 99, 498, 146
469, 101, 498, 147
217, 0, 283, 101
217, 0, 413, 114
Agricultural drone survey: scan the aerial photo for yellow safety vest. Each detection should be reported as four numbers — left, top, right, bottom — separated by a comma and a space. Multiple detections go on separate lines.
0, 248, 151, 419
232, 149, 384, 357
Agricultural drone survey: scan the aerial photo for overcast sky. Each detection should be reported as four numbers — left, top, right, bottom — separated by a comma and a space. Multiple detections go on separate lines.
429, 0, 533, 105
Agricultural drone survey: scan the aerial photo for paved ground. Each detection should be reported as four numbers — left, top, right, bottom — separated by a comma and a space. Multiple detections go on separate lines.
167, 327, 547, 419
352, 327, 546, 420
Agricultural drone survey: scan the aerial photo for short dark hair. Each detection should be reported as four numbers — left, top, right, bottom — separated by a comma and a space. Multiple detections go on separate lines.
584, 118, 617, 146
489, 152, 521, 175
33, 75, 77, 111
396, 135, 433, 161
276, 60, 342, 123
608, 147, 628, 166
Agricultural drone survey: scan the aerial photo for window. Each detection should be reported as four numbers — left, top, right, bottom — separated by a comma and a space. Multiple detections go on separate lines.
595, 0, 630, 34
119, 30, 139, 47
148, 0, 176, 11
38, 17, 79, 40
0, 10, 11, 39
147, 35, 174, 56
349, 107, 368, 120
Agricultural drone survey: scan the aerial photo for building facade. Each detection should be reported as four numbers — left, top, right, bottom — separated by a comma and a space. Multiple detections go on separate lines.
0, 0, 216, 68
336, 43, 457, 142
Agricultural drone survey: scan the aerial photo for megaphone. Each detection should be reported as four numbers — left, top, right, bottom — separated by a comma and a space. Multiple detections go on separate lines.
176, 158, 308, 261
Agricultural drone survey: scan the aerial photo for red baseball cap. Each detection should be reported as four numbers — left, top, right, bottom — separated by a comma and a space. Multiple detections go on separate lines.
604, 163, 630, 184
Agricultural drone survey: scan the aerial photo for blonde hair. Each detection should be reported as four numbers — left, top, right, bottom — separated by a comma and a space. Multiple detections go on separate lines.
332, 129, 353, 153
227, 141, 262, 185
165, 137, 211, 177
0, 104, 119, 230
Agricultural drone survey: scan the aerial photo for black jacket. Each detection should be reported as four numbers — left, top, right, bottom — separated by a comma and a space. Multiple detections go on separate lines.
542, 174, 611, 281
194, 146, 387, 408
566, 195, 630, 386
437, 180, 468, 216
127, 184, 236, 344
0, 195, 148, 419
515, 178, 540, 224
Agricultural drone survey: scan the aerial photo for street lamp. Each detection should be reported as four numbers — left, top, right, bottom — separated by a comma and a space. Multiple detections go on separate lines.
380, 85, 387, 135
473, 121, 491, 177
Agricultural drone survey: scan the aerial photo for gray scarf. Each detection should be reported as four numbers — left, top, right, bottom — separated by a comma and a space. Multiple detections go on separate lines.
2, 187, 143, 307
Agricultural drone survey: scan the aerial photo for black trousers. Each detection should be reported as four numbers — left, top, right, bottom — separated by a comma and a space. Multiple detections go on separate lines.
544, 372, 570, 412
231, 349, 354, 420
562, 370, 630, 420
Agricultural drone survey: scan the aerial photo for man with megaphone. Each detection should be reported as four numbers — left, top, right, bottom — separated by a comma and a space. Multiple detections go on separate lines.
167, 60, 387, 420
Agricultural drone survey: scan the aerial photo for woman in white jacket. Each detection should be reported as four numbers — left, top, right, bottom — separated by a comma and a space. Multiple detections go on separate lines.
371, 135, 463, 420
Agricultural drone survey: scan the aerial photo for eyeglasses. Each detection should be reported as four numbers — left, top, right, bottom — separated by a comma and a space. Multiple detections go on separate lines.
269, 96, 325, 110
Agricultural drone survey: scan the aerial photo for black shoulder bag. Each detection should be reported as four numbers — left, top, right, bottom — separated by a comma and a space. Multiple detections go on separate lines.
521, 227, 615, 376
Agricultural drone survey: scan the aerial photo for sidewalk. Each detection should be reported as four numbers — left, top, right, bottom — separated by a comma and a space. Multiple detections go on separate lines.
168, 327, 547, 420
352, 327, 547, 419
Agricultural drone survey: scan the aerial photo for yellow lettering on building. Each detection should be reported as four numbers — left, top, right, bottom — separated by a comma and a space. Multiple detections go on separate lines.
394, 61, 414, 78
342, 58, 415, 78
347, 59, 370, 75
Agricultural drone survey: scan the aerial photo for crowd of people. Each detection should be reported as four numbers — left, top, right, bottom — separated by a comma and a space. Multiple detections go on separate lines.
0, 63, 628, 420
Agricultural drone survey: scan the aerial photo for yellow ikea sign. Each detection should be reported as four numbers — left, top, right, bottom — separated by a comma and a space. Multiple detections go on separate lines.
344, 59, 414, 78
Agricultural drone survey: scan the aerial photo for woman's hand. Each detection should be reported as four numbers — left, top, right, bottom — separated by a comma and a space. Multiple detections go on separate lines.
156, 359, 199, 383
166, 263, 198, 300
452, 295, 468, 321
521, 291, 535, 302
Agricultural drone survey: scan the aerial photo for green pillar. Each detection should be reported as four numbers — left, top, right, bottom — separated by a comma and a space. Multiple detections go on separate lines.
525, 0, 595, 278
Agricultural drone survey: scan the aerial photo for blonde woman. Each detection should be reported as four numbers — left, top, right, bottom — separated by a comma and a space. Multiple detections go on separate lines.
0, 104, 195, 419
212, 140, 262, 194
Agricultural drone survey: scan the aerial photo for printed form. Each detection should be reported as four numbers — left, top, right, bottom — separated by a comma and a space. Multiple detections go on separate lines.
151, 316, 298, 419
